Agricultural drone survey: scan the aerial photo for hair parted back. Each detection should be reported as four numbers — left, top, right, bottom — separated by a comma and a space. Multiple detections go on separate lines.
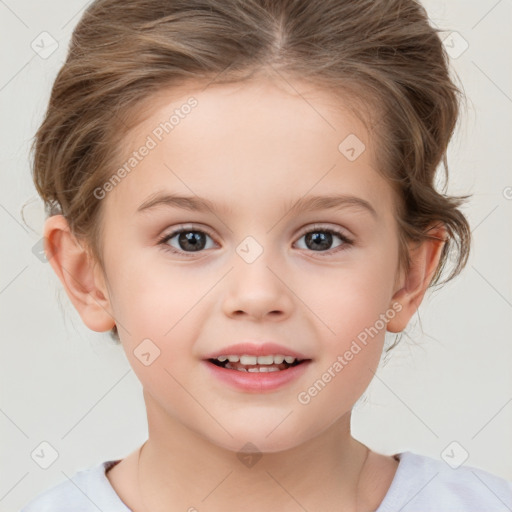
31, 0, 471, 344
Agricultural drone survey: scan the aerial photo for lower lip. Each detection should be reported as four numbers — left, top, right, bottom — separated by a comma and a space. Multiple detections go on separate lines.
202, 360, 312, 393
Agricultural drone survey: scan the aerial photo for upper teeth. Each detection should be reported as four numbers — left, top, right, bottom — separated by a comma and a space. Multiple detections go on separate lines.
216, 355, 298, 365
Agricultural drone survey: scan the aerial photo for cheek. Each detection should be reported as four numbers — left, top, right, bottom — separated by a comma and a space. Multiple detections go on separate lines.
107, 257, 211, 371
298, 253, 396, 338
106, 253, 198, 332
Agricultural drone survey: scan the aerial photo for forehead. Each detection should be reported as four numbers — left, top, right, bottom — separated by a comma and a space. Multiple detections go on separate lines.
103, 78, 394, 220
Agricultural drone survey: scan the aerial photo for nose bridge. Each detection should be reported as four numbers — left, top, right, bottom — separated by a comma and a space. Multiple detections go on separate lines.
222, 235, 293, 319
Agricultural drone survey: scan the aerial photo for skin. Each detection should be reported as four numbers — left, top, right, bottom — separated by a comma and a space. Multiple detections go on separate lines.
44, 74, 446, 511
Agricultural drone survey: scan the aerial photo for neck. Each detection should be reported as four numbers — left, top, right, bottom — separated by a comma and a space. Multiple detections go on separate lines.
136, 395, 370, 512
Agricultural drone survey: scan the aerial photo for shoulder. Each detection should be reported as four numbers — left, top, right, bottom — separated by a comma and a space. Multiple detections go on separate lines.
377, 451, 512, 512
19, 460, 131, 512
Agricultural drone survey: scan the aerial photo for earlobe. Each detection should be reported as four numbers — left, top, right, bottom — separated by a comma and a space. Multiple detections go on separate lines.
387, 223, 447, 333
43, 215, 116, 332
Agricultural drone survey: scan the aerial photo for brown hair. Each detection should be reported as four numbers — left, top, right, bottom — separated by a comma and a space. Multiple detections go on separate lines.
30, 0, 471, 345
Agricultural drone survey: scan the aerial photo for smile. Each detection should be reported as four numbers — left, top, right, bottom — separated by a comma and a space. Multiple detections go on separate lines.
209, 354, 305, 372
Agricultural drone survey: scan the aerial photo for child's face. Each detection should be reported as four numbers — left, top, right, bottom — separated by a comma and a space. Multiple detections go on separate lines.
97, 78, 404, 452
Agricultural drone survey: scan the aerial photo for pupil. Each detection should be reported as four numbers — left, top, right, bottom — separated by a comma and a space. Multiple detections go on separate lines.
306, 232, 332, 251
179, 232, 205, 251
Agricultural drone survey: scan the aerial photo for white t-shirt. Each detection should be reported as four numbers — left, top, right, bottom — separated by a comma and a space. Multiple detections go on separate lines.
20, 451, 512, 511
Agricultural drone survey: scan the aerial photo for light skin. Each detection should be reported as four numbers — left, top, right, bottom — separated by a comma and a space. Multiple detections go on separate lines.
44, 75, 446, 511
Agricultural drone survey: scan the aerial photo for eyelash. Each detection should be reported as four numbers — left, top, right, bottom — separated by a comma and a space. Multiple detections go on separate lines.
157, 224, 354, 258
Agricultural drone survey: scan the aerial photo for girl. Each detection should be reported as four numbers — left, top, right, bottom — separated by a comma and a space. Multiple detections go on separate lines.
21, 0, 512, 510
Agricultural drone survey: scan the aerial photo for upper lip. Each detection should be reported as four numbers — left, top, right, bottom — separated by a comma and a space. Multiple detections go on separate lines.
203, 342, 311, 360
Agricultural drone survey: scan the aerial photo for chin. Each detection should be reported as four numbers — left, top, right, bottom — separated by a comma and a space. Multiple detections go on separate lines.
205, 427, 307, 456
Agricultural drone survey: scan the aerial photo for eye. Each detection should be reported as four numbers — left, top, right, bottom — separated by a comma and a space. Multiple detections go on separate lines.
158, 227, 217, 256
157, 224, 354, 257
294, 225, 354, 254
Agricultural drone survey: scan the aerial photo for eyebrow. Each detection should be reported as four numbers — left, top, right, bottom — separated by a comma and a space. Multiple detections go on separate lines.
285, 194, 377, 218
136, 192, 377, 218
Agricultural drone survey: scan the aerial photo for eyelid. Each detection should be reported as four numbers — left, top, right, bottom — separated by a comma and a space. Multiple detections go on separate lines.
295, 223, 353, 241
159, 223, 352, 242
159, 223, 217, 241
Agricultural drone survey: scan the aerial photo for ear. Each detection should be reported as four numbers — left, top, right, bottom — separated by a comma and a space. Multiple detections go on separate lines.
387, 222, 447, 333
43, 215, 116, 332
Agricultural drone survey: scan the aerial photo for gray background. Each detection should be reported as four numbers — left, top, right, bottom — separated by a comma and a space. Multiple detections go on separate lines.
1, 0, 511, 510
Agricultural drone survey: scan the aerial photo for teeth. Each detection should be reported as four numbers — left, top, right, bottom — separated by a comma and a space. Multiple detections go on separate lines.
215, 354, 299, 365
257, 355, 274, 365
226, 363, 281, 372
248, 366, 280, 372
240, 355, 257, 365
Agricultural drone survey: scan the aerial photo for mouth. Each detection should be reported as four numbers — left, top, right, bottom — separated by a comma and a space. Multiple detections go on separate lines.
207, 355, 309, 373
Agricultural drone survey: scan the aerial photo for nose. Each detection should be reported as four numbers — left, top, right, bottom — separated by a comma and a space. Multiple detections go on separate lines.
221, 252, 294, 322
